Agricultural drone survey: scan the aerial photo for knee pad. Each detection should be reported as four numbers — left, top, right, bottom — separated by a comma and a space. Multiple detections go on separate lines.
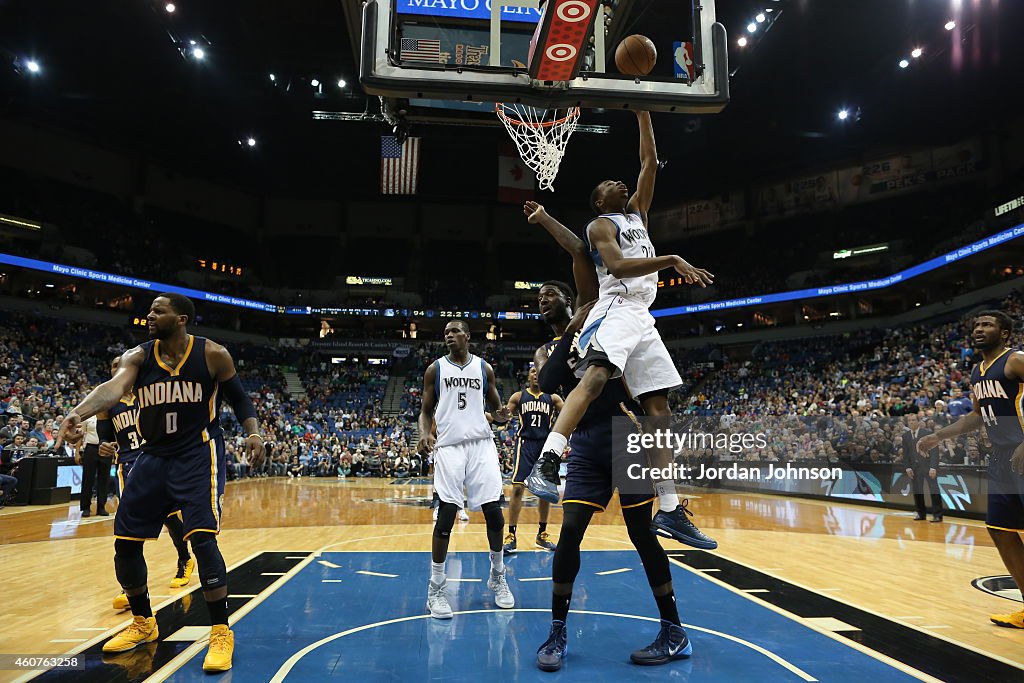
480, 501, 504, 531
190, 532, 227, 590
113, 539, 147, 590
433, 502, 458, 538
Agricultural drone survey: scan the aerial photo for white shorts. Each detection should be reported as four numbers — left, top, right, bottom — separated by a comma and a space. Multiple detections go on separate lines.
432, 438, 503, 511
575, 295, 682, 398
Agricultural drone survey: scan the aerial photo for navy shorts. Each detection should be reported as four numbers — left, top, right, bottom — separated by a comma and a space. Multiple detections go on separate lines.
562, 421, 654, 512
512, 437, 545, 484
987, 447, 1024, 532
115, 437, 225, 541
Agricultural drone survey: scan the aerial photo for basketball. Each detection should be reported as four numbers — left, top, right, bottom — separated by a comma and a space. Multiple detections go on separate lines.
615, 34, 657, 76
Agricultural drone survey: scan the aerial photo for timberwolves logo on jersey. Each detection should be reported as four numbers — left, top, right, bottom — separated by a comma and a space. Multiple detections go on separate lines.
135, 336, 221, 456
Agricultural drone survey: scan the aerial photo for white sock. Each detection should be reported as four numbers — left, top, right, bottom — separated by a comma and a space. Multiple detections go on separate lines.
541, 432, 568, 459
430, 561, 446, 583
490, 550, 504, 574
655, 480, 679, 512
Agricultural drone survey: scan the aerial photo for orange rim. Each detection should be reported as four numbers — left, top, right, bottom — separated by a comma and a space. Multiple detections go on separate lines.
495, 103, 580, 128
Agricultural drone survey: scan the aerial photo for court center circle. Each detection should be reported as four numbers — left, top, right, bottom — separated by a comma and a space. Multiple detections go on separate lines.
557, 1, 592, 22
546, 44, 577, 62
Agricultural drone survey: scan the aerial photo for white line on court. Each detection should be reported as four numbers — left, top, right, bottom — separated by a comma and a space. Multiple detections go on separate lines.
356, 570, 399, 578
595, 568, 631, 576
268, 608, 819, 683
318, 560, 341, 569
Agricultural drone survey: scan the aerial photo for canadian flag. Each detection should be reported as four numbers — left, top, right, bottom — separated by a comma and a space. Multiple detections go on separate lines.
498, 144, 535, 203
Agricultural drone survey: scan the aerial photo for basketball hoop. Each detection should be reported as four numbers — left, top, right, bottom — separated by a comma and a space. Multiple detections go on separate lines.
496, 103, 580, 191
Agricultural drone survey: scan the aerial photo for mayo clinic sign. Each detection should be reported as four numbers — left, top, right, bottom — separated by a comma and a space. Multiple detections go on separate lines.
396, 0, 542, 23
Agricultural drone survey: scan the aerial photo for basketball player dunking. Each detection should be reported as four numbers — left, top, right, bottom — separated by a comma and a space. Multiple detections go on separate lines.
57, 293, 263, 673
417, 320, 515, 618
499, 366, 563, 553
524, 111, 717, 551
918, 310, 1024, 629
522, 205, 713, 670
99, 356, 194, 613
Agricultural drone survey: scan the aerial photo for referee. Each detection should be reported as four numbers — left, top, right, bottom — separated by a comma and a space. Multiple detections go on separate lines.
78, 414, 111, 517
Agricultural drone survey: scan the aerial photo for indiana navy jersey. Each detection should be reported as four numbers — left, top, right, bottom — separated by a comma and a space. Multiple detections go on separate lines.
134, 336, 222, 457
108, 397, 143, 465
541, 333, 641, 428
970, 348, 1024, 449
518, 390, 555, 440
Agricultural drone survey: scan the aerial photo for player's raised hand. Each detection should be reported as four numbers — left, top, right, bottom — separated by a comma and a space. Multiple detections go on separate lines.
523, 201, 549, 224
55, 412, 84, 450
671, 256, 714, 287
417, 432, 436, 455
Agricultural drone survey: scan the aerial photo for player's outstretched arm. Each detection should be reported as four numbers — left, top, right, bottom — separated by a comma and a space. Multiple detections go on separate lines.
917, 397, 982, 454
552, 394, 565, 411
207, 341, 263, 459
589, 219, 713, 286
417, 363, 438, 454
524, 201, 599, 306
487, 391, 521, 424
627, 111, 657, 221
58, 347, 144, 446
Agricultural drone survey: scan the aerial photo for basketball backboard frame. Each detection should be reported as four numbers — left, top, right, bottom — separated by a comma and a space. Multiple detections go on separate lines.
359, 0, 730, 114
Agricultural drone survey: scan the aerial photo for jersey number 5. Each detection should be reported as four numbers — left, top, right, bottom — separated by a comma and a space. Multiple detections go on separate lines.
457, 392, 467, 410
166, 412, 178, 434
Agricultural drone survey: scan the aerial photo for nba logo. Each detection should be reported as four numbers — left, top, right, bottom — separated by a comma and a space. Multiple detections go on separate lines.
672, 41, 694, 81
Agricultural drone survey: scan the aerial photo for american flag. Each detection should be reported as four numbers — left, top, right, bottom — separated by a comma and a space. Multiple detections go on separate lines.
380, 136, 420, 195
401, 38, 442, 63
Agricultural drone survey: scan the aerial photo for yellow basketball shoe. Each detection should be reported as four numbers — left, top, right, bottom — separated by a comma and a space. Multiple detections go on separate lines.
102, 616, 159, 653
990, 609, 1024, 628
168, 558, 195, 589
203, 625, 234, 673
112, 593, 130, 611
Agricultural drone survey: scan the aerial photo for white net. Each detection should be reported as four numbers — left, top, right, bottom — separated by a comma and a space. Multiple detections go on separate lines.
496, 103, 580, 192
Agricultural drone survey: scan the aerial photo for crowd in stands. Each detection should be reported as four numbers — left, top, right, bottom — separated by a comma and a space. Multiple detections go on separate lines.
673, 292, 1024, 469
1, 276, 1015, 507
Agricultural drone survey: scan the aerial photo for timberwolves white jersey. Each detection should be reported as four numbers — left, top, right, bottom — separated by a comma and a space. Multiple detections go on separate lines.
433, 354, 493, 447
587, 212, 659, 306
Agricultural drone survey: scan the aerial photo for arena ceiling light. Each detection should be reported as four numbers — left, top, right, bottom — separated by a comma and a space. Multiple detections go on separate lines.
192, 47, 205, 60
165, 3, 176, 13
837, 109, 849, 121
756, 13, 766, 23
26, 60, 40, 73
945, 20, 956, 31
310, 78, 320, 87
737, 37, 748, 47
747, 22, 757, 33
899, 58, 910, 69
247, 137, 256, 147
337, 78, 346, 88
911, 47, 923, 59
269, 73, 276, 82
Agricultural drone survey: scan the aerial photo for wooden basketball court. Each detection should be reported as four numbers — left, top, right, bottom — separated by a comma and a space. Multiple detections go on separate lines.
1, 478, 1022, 682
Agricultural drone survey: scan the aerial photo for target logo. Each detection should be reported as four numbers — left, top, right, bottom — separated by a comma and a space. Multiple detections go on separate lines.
545, 44, 577, 62
556, 0, 591, 23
